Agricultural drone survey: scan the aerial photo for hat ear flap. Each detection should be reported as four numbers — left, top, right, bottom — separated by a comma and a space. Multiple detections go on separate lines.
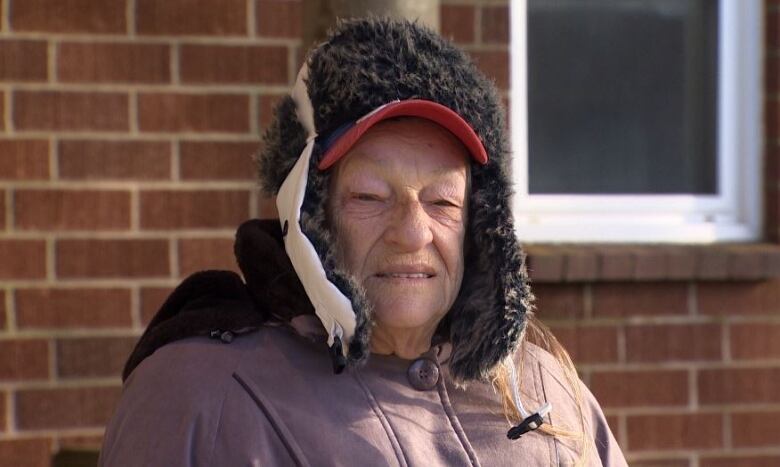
447, 162, 532, 382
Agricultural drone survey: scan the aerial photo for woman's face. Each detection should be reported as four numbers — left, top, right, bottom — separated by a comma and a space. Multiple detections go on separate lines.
329, 118, 469, 336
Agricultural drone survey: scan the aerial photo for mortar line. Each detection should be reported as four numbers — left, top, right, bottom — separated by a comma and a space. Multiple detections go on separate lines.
4, 189, 12, 232
247, 0, 256, 37
49, 135, 58, 179
126, 0, 136, 36
48, 338, 57, 382
171, 140, 181, 181
4, 285, 14, 331
249, 91, 259, 136
722, 320, 732, 363
723, 412, 732, 450
128, 90, 138, 134
688, 281, 698, 316
1, 0, 9, 32
129, 187, 140, 231
169, 237, 179, 279
249, 187, 259, 219
130, 285, 142, 331
6, 391, 15, 434
170, 43, 180, 85
45, 236, 55, 281
689, 368, 698, 409
4, 88, 13, 134
47, 40, 57, 83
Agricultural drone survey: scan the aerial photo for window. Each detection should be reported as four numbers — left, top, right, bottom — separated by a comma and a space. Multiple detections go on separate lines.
510, 0, 763, 243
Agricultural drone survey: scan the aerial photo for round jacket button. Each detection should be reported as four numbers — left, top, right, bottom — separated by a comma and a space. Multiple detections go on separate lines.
407, 358, 440, 391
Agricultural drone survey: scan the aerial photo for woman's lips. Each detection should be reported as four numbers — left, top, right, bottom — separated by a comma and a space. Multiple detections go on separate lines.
375, 273, 434, 279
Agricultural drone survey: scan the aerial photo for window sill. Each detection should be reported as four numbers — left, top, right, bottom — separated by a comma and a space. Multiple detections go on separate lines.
524, 243, 780, 283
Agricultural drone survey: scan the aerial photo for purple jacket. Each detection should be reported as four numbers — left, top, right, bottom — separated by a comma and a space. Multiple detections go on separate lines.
100, 220, 627, 466
100, 322, 626, 466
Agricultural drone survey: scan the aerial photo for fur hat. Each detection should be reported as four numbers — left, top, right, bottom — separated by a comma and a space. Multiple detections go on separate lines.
256, 17, 532, 382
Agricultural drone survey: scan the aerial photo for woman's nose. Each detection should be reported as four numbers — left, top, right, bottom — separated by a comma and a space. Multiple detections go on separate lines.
384, 200, 433, 251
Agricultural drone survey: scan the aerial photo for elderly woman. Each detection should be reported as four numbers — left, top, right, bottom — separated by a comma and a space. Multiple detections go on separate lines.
100, 18, 627, 466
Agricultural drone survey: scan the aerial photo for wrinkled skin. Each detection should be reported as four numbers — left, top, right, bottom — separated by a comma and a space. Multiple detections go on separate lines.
329, 118, 469, 359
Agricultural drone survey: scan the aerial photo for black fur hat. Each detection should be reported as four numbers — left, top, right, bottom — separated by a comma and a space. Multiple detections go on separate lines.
256, 17, 533, 382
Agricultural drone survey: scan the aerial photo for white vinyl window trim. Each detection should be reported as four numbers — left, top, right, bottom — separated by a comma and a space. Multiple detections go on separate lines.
510, 0, 764, 243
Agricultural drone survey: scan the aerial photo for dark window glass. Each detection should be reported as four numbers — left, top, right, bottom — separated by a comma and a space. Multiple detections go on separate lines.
527, 0, 719, 194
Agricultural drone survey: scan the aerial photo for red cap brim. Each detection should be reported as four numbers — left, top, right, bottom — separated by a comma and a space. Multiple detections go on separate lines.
317, 100, 489, 170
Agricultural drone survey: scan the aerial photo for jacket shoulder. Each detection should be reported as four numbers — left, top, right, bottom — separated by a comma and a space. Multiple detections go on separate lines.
99, 328, 300, 467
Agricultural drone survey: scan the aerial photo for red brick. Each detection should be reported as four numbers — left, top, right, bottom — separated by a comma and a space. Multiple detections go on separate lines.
592, 283, 688, 317
0, 240, 46, 279
625, 324, 721, 363
766, 98, 780, 141
0, 92, 4, 130
59, 140, 171, 180
630, 459, 689, 467
11, 0, 126, 33
548, 325, 618, 363
258, 94, 284, 132
563, 248, 598, 281
16, 386, 121, 430
696, 247, 730, 279
179, 141, 257, 180
526, 246, 564, 282
57, 336, 137, 378
14, 91, 128, 131
138, 93, 249, 133
698, 280, 780, 315
0, 339, 49, 381
532, 284, 584, 319
767, 10, 780, 50
481, 6, 509, 44
140, 190, 249, 229
0, 190, 4, 229
599, 247, 635, 279
58, 434, 104, 450
768, 56, 780, 95
178, 238, 237, 276
180, 44, 287, 84
0, 139, 50, 179
470, 50, 509, 90
701, 456, 780, 467
0, 392, 5, 432
136, 0, 247, 36
0, 438, 52, 467
140, 287, 173, 325
731, 322, 780, 360
589, 370, 688, 408
56, 239, 170, 278
257, 194, 278, 219
732, 411, 780, 447
440, 5, 475, 44
626, 413, 722, 451
256, 0, 301, 38
699, 367, 780, 404
15, 189, 131, 230
58, 42, 170, 83
15, 288, 132, 329
0, 39, 47, 81
633, 247, 668, 280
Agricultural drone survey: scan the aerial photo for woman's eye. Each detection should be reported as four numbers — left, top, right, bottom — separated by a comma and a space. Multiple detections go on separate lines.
353, 193, 382, 202
433, 199, 459, 208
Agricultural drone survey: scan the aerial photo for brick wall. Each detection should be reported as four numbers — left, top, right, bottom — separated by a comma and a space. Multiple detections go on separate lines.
0, 0, 777, 466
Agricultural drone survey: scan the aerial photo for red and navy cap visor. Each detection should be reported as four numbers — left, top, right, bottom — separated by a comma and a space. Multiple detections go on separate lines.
316, 99, 489, 170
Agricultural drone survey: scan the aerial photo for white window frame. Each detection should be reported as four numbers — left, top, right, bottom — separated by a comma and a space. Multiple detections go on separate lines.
510, 0, 764, 243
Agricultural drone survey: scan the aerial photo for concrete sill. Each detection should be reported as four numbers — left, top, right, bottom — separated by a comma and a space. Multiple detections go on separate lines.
524, 243, 780, 283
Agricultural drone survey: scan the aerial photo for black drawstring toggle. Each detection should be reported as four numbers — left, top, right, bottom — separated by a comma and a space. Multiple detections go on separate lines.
507, 412, 545, 440
329, 335, 346, 374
